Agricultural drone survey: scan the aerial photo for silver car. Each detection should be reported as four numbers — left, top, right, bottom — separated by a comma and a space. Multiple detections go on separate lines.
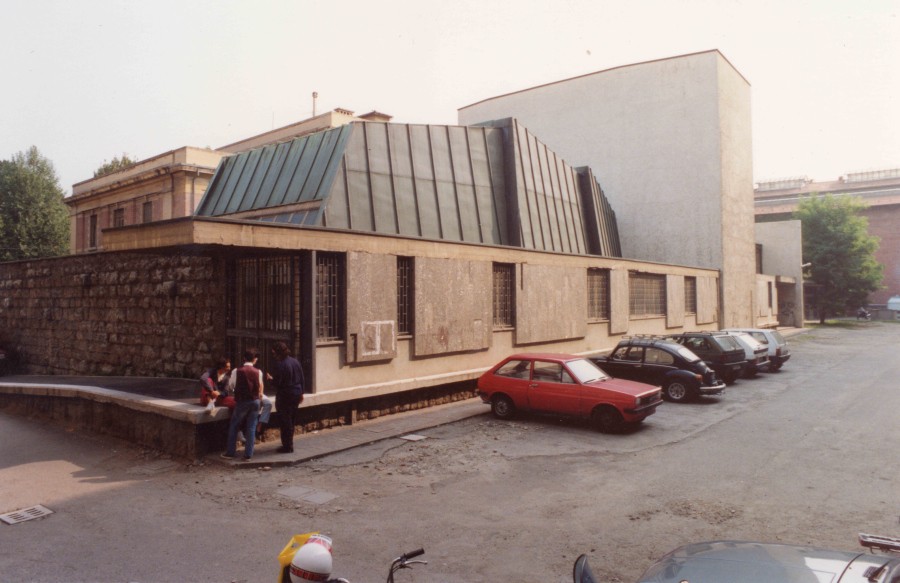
725, 327, 791, 371
574, 533, 900, 583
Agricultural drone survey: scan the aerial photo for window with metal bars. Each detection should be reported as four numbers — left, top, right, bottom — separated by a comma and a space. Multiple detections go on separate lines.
492, 263, 515, 329
233, 256, 293, 332
316, 252, 345, 342
88, 215, 98, 248
629, 272, 666, 317
142, 201, 153, 224
397, 256, 413, 336
684, 276, 697, 314
113, 208, 125, 228
587, 268, 610, 321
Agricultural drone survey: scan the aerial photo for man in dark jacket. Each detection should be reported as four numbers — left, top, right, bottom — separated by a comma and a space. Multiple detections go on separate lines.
268, 341, 305, 454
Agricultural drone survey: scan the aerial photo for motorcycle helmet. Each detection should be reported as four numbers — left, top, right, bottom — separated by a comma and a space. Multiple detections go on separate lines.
290, 535, 333, 583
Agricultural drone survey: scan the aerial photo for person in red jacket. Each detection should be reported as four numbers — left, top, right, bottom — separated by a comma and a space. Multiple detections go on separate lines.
199, 357, 235, 412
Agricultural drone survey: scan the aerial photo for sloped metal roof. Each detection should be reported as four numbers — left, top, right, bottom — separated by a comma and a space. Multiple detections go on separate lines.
195, 120, 621, 257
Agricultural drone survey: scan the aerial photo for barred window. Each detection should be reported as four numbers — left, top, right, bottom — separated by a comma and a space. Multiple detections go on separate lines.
113, 208, 125, 228
397, 256, 413, 336
316, 252, 345, 342
587, 268, 610, 321
684, 276, 697, 314
142, 201, 153, 224
234, 256, 293, 332
89, 214, 98, 248
629, 272, 666, 317
492, 263, 515, 329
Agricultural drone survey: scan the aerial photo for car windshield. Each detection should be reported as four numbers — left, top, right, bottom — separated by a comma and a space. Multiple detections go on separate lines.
567, 358, 610, 383
676, 346, 701, 362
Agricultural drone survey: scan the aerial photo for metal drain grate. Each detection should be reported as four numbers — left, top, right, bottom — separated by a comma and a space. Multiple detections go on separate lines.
0, 505, 54, 525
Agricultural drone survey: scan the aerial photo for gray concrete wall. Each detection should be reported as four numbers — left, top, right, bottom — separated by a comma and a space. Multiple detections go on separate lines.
459, 50, 757, 327
756, 220, 805, 327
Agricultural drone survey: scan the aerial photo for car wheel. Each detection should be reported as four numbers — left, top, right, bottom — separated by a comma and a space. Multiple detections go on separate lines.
723, 371, 738, 385
664, 381, 692, 403
491, 395, 516, 419
592, 406, 625, 433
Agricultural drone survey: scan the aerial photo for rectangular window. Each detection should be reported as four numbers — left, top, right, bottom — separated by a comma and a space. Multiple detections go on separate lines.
316, 252, 345, 342
142, 201, 153, 224
587, 268, 610, 321
767, 281, 773, 308
397, 256, 413, 336
89, 214, 98, 248
684, 276, 697, 315
629, 272, 666, 317
113, 208, 125, 228
492, 263, 515, 329
756, 244, 763, 274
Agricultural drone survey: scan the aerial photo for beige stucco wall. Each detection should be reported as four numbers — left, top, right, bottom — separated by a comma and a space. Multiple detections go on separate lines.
516, 264, 587, 343
459, 50, 756, 327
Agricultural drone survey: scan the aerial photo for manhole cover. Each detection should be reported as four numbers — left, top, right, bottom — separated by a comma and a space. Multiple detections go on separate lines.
1, 505, 54, 525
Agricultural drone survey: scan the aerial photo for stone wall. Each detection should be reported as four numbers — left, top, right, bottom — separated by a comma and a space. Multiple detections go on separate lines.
0, 250, 227, 377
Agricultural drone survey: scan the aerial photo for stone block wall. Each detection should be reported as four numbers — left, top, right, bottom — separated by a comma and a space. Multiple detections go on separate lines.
0, 251, 227, 377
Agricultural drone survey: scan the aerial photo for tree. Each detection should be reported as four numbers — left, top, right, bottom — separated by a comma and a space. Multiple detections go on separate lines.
93, 153, 137, 178
0, 147, 70, 261
794, 194, 882, 323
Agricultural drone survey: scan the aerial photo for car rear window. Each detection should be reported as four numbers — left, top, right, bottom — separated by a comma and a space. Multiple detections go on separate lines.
748, 331, 769, 344
495, 359, 531, 379
770, 331, 786, 344
713, 335, 742, 350
676, 346, 701, 362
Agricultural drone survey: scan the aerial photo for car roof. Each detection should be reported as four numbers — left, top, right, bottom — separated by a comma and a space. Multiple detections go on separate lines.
615, 337, 683, 349
505, 352, 583, 362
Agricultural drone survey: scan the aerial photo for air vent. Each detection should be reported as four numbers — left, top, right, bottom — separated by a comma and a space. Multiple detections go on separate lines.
0, 505, 54, 525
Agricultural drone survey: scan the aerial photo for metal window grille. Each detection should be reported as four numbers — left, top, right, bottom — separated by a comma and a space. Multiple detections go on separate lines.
142, 201, 153, 224
113, 208, 125, 228
587, 268, 610, 321
316, 253, 345, 342
89, 215, 98, 248
492, 263, 515, 329
397, 256, 413, 336
684, 276, 697, 314
629, 272, 667, 317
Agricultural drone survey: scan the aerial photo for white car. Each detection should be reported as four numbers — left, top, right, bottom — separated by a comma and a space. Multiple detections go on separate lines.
724, 327, 791, 371
722, 331, 770, 377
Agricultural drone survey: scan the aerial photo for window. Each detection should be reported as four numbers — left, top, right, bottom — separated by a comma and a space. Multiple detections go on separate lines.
496, 359, 531, 379
767, 281, 774, 308
397, 256, 413, 336
645, 347, 675, 365
684, 276, 697, 314
492, 263, 515, 329
142, 201, 153, 224
756, 244, 763, 274
316, 252, 345, 342
113, 208, 125, 228
88, 214, 98, 248
587, 268, 610, 321
629, 272, 666, 317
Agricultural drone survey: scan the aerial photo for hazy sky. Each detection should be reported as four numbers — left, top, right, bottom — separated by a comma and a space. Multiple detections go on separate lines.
3, 0, 898, 195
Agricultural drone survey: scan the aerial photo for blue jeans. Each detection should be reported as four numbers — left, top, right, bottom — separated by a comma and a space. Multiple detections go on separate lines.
225, 399, 260, 458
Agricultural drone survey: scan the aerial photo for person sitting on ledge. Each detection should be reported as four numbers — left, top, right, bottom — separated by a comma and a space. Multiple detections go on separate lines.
199, 357, 236, 413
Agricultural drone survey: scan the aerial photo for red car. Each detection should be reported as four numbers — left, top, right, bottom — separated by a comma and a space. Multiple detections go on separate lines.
476, 353, 663, 433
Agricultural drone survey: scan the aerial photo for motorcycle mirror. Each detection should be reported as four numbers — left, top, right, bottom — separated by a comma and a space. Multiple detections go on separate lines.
573, 554, 598, 583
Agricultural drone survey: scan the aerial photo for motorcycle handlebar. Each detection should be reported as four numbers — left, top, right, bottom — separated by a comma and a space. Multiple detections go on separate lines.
402, 548, 425, 560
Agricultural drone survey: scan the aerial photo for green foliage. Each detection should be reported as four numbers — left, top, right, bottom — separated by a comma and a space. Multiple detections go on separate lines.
93, 153, 137, 178
0, 147, 70, 261
794, 194, 883, 323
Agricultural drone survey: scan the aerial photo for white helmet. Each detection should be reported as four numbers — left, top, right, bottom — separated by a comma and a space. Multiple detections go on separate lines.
290, 535, 333, 583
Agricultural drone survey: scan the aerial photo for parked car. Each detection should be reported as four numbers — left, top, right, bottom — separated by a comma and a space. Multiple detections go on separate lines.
476, 353, 662, 433
723, 327, 791, 370
723, 331, 771, 376
574, 532, 900, 583
664, 331, 747, 384
590, 336, 725, 403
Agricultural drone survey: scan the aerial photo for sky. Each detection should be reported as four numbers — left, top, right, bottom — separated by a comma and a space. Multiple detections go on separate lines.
2, 0, 898, 196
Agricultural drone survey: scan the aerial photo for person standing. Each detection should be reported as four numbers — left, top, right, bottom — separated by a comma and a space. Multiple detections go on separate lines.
268, 341, 305, 454
221, 348, 264, 461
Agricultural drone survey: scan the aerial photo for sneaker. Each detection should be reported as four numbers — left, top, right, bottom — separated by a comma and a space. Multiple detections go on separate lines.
237, 431, 246, 444
220, 453, 236, 459
205, 401, 215, 413
276, 446, 294, 454
241, 456, 252, 462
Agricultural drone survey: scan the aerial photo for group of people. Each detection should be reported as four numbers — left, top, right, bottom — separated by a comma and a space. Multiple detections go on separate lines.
198, 342, 306, 462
